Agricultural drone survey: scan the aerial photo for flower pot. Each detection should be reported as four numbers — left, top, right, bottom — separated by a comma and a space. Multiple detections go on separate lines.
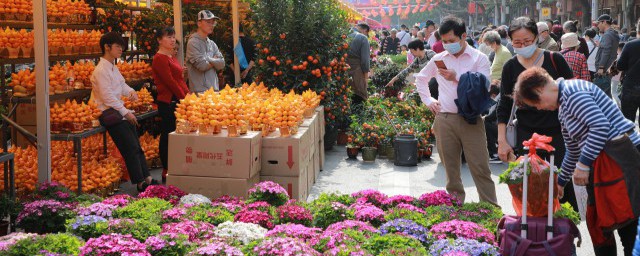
324, 127, 338, 150
0, 220, 8, 236
346, 146, 359, 159
20, 47, 32, 58
385, 144, 395, 162
417, 148, 424, 163
228, 125, 239, 137
336, 130, 348, 145
361, 147, 378, 162
7, 47, 19, 58
378, 143, 388, 158
279, 127, 291, 137
423, 144, 434, 159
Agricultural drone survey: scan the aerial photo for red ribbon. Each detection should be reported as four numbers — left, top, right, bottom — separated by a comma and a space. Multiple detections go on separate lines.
521, 133, 555, 174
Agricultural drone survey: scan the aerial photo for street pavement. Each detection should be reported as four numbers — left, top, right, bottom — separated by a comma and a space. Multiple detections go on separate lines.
309, 145, 627, 256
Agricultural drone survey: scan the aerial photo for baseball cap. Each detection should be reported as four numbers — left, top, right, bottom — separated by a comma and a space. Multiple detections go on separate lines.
425, 20, 435, 27
561, 33, 580, 49
198, 10, 220, 21
597, 14, 612, 22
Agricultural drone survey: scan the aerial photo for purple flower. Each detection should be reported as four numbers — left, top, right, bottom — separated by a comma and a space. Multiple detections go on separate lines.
234, 209, 275, 229
76, 202, 118, 217
191, 239, 244, 256
266, 223, 322, 245
430, 220, 496, 245
102, 194, 133, 207
430, 238, 499, 256
79, 233, 150, 256
378, 219, 430, 244
253, 237, 320, 256
418, 190, 461, 208
16, 200, 72, 224
351, 189, 389, 207
161, 220, 215, 243
325, 220, 377, 233
138, 185, 186, 205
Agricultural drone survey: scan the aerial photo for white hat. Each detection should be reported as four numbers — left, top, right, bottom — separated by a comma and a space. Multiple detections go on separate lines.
198, 10, 220, 21
536, 22, 549, 32
561, 33, 580, 49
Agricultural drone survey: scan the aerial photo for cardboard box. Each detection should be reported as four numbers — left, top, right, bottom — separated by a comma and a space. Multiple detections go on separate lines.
168, 130, 261, 179
261, 127, 313, 177
313, 148, 320, 180
15, 103, 37, 126
14, 125, 37, 147
300, 114, 318, 150
315, 106, 325, 142
319, 140, 325, 171
306, 159, 315, 193
261, 168, 308, 201
167, 174, 259, 199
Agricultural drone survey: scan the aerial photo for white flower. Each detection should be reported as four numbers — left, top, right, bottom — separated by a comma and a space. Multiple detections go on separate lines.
214, 221, 267, 245
179, 194, 212, 206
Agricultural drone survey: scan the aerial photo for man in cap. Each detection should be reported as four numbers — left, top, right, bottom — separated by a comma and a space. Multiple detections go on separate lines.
424, 19, 437, 48
536, 22, 559, 51
593, 14, 620, 97
186, 10, 225, 93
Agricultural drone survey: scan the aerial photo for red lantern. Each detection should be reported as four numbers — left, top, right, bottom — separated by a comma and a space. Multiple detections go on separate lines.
389, 6, 394, 16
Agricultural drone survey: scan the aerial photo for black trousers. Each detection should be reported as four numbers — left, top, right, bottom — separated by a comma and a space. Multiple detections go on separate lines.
620, 93, 640, 124
105, 121, 150, 184
485, 120, 498, 156
516, 125, 579, 213
158, 101, 177, 170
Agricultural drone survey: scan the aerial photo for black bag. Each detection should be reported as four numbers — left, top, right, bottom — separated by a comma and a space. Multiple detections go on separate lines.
99, 108, 124, 127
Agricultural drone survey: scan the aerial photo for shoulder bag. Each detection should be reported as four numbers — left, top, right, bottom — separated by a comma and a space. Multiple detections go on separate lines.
505, 100, 518, 148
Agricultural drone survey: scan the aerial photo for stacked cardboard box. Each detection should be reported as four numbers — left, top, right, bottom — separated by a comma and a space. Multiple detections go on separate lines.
260, 125, 315, 201
315, 106, 325, 173
167, 130, 262, 199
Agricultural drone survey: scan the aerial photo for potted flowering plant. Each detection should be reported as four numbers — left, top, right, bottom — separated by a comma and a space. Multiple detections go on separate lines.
162, 220, 216, 243
363, 233, 427, 255
378, 219, 430, 245
80, 233, 149, 256
145, 233, 193, 256
16, 199, 75, 234
358, 123, 380, 162
266, 223, 322, 244
3, 233, 84, 255
275, 201, 313, 226
104, 218, 161, 241
247, 181, 290, 207
429, 238, 500, 256
350, 203, 386, 227
65, 215, 109, 240
311, 201, 355, 229
248, 237, 321, 256
234, 208, 276, 229
31, 181, 76, 202
138, 185, 187, 206
179, 194, 212, 206
429, 220, 496, 245
188, 239, 243, 256
214, 221, 267, 245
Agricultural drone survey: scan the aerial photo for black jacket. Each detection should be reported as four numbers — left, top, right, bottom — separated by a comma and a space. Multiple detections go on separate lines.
617, 39, 640, 95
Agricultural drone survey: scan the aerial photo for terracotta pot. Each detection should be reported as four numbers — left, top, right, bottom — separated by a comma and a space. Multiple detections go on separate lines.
336, 131, 348, 145
0, 220, 8, 236
362, 147, 377, 162
346, 146, 359, 159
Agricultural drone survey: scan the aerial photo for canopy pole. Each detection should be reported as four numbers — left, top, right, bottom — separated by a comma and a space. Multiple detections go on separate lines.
174, 0, 184, 66
232, 0, 240, 85
33, 0, 51, 182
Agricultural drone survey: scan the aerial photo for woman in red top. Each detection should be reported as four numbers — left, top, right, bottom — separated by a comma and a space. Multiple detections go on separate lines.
152, 27, 189, 182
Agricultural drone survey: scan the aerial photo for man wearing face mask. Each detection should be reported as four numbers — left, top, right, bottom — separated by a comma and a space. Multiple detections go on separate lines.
415, 16, 498, 206
536, 22, 560, 51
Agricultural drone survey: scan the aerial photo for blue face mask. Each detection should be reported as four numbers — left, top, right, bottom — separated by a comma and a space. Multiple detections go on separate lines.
514, 43, 537, 58
443, 41, 462, 55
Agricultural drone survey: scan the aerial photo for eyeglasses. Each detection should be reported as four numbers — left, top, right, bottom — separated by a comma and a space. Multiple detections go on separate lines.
511, 38, 536, 48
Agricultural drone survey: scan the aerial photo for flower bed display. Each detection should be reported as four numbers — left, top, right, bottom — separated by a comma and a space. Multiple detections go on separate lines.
0, 181, 559, 255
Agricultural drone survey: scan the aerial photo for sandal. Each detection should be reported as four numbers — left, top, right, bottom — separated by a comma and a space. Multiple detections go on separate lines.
136, 181, 150, 192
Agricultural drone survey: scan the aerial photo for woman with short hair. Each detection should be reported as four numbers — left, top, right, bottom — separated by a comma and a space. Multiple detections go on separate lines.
514, 67, 640, 256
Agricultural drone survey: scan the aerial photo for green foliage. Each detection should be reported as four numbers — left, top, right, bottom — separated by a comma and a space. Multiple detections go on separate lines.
424, 205, 457, 228
250, 0, 351, 130
388, 54, 408, 66
247, 192, 289, 208
185, 205, 235, 226
133, 3, 173, 57
457, 202, 504, 234
73, 194, 104, 205
0, 194, 15, 219
309, 192, 356, 208
113, 198, 172, 223
5, 233, 84, 256
66, 216, 109, 240
363, 233, 427, 255
384, 208, 430, 228
147, 233, 193, 256
314, 229, 376, 253
104, 218, 162, 242
554, 202, 581, 225
369, 59, 405, 97
96, 2, 135, 34
312, 202, 355, 229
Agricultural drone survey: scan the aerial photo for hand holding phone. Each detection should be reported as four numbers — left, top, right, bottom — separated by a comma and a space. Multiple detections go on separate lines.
435, 60, 447, 70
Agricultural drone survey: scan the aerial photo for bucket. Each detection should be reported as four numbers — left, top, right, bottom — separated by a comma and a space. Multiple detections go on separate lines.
394, 134, 418, 166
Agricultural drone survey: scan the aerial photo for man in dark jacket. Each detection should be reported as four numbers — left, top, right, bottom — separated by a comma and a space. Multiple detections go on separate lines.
617, 18, 640, 124
594, 14, 620, 97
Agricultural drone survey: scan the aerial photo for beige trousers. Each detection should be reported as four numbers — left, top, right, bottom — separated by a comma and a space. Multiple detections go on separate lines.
434, 113, 498, 205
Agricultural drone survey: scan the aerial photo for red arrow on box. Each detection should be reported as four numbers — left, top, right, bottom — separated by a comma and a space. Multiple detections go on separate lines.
287, 145, 295, 169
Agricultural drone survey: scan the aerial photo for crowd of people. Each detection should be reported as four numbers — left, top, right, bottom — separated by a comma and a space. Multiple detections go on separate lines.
346, 14, 640, 256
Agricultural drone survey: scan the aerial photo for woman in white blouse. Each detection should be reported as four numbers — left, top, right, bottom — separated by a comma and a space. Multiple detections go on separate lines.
91, 32, 158, 192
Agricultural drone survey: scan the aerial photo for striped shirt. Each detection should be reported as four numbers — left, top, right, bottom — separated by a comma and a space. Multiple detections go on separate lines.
557, 79, 640, 186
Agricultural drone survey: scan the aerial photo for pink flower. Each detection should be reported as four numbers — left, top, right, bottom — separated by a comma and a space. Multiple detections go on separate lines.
351, 189, 389, 207
138, 185, 186, 205
102, 194, 134, 207
252, 237, 321, 256
395, 203, 426, 214
276, 203, 313, 225
79, 233, 150, 256
234, 209, 275, 229
430, 220, 496, 245
418, 190, 461, 208
161, 220, 215, 243
350, 203, 385, 226
385, 194, 416, 206
266, 224, 322, 245
248, 181, 288, 195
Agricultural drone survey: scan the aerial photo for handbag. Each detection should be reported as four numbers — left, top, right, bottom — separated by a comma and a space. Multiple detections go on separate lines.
506, 100, 518, 148
99, 108, 124, 127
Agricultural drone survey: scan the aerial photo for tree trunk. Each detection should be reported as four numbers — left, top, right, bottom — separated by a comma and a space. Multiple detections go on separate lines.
579, 0, 592, 31
624, 0, 635, 30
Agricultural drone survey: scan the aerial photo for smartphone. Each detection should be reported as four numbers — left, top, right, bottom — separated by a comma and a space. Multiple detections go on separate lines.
434, 60, 447, 70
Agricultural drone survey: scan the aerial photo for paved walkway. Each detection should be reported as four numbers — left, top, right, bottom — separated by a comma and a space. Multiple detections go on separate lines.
309, 145, 626, 256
